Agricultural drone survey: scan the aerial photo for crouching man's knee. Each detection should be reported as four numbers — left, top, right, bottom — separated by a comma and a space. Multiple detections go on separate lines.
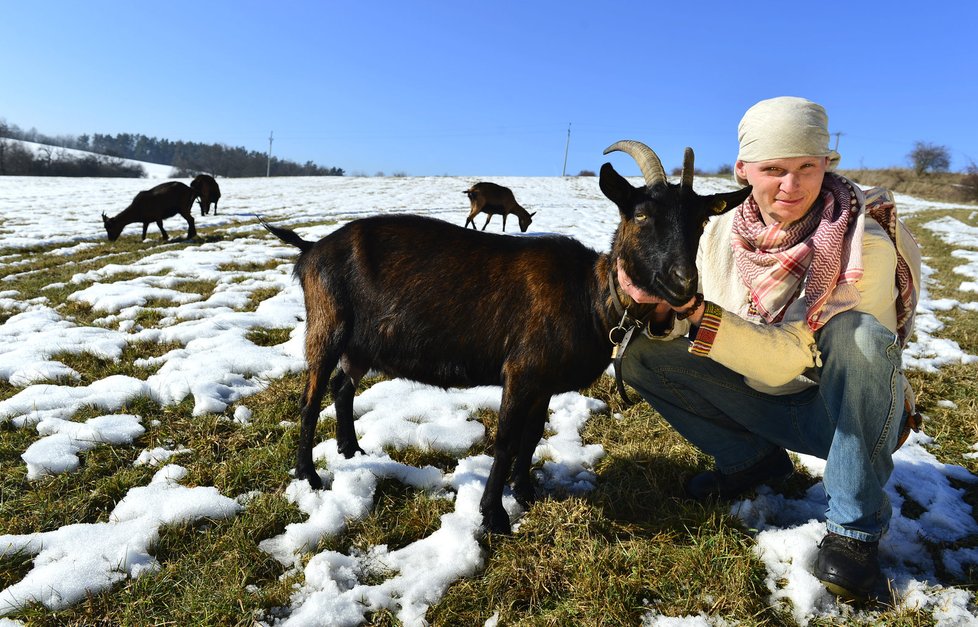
816, 310, 901, 370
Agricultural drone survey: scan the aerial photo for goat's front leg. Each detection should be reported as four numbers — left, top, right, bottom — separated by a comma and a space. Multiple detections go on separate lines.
155, 221, 169, 240
501, 214, 508, 232
481, 215, 493, 231
181, 211, 197, 239
141, 222, 150, 240
480, 390, 534, 534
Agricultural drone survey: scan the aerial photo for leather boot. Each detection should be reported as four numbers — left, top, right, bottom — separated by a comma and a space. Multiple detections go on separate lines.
814, 532, 881, 601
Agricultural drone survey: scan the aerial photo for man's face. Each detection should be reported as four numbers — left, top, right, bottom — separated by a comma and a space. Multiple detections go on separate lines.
735, 156, 829, 226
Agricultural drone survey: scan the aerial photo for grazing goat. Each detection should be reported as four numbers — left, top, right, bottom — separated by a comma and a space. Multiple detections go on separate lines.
464, 182, 536, 232
262, 141, 751, 534
190, 174, 222, 216
102, 181, 198, 241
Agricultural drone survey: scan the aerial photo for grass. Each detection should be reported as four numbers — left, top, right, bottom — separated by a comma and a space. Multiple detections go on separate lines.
0, 207, 977, 625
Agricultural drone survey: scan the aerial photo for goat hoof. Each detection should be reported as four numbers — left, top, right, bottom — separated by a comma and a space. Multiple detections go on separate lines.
297, 468, 323, 489
512, 483, 536, 508
481, 509, 512, 535
337, 442, 366, 459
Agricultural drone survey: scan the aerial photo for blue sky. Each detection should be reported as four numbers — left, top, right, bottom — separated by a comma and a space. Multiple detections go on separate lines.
3, 1, 977, 177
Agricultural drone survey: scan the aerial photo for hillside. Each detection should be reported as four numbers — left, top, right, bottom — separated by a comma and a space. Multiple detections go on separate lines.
16, 139, 176, 178
839, 168, 977, 205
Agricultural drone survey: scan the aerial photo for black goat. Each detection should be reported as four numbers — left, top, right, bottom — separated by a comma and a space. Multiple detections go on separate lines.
190, 174, 222, 216
262, 141, 752, 534
102, 181, 198, 241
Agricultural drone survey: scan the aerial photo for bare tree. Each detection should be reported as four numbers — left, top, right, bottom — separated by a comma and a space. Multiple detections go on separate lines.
908, 141, 951, 175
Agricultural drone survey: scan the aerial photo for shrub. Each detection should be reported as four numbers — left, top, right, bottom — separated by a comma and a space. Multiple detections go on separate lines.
908, 141, 951, 175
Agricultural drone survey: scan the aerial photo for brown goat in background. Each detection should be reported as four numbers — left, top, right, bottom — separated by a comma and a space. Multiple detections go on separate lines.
463, 181, 536, 232
262, 141, 752, 534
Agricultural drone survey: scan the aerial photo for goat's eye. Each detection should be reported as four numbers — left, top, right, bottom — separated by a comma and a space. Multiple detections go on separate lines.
634, 211, 648, 223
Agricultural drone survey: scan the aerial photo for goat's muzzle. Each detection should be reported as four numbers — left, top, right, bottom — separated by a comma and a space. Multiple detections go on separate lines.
654, 268, 699, 307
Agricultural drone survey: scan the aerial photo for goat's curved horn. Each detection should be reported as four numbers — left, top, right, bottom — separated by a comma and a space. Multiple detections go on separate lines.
603, 140, 667, 188
680, 147, 695, 191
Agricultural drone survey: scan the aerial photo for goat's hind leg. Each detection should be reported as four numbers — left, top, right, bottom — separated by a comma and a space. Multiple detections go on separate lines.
296, 357, 333, 489
331, 356, 367, 458
295, 329, 353, 487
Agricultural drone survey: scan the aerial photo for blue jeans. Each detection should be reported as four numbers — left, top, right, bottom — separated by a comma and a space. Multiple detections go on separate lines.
621, 309, 907, 542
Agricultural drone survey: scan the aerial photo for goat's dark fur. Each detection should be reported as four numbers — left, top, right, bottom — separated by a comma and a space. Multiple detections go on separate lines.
102, 181, 198, 241
190, 174, 222, 216
464, 182, 536, 232
262, 145, 751, 534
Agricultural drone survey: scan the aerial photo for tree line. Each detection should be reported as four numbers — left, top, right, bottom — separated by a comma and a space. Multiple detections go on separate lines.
0, 120, 344, 178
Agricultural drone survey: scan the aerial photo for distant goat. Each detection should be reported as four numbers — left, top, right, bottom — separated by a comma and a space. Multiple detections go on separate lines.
102, 181, 198, 241
464, 182, 536, 232
190, 174, 222, 216
262, 141, 751, 534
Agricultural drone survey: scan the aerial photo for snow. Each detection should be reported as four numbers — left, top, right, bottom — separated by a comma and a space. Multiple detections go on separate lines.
0, 174, 975, 625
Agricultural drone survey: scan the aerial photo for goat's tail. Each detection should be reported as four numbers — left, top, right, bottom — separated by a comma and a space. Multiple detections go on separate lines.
257, 216, 314, 253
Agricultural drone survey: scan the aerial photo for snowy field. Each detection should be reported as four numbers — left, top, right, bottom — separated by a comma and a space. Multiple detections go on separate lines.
0, 171, 976, 625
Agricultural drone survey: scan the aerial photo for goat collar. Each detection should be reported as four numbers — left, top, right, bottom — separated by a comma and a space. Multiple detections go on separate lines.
607, 264, 651, 408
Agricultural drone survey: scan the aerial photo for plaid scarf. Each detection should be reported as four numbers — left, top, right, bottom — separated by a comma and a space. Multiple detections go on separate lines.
863, 187, 919, 347
731, 172, 863, 331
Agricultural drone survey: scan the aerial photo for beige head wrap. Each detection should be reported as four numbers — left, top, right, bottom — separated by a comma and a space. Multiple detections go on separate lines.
735, 96, 841, 185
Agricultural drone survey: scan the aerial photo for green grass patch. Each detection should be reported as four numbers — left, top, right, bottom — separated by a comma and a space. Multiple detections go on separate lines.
218, 260, 285, 273
246, 327, 292, 347
243, 286, 284, 312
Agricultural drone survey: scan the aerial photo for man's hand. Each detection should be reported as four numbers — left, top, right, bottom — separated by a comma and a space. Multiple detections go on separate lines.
616, 259, 704, 325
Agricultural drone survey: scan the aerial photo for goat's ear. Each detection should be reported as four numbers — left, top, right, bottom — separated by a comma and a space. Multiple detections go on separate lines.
599, 162, 636, 209
706, 185, 752, 215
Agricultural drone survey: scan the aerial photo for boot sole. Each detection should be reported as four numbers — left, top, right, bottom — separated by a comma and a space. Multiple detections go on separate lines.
819, 577, 870, 602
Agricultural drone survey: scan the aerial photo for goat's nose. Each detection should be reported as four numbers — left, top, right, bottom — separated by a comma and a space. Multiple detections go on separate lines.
669, 264, 697, 292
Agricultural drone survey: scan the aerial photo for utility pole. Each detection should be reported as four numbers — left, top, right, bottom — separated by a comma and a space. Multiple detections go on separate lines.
561, 123, 571, 176
266, 131, 274, 177
831, 131, 844, 152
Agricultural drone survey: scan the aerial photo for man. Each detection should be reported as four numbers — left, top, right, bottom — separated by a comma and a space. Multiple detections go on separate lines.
617, 96, 921, 601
